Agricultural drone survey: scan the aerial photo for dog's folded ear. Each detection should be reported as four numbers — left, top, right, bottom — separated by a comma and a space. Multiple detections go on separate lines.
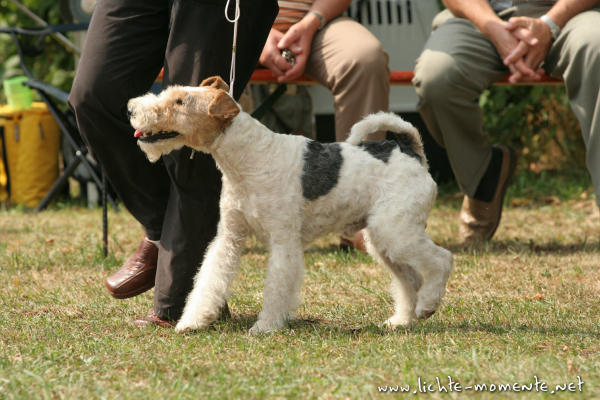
208, 91, 240, 124
200, 76, 230, 92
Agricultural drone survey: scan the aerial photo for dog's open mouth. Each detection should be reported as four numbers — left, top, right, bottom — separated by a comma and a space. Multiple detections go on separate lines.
135, 130, 180, 143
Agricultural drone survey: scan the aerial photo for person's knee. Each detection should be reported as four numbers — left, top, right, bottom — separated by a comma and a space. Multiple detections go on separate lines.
68, 76, 125, 117
413, 50, 460, 103
324, 34, 387, 80
69, 79, 101, 118
347, 40, 389, 76
571, 30, 600, 66
68, 76, 131, 148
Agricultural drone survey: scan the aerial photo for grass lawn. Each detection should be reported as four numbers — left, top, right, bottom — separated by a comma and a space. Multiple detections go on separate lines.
1, 173, 599, 399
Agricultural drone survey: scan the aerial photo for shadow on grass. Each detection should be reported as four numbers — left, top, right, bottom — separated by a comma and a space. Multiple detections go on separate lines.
245, 239, 598, 260
198, 313, 600, 340
202, 315, 389, 337
444, 238, 600, 256
412, 320, 600, 339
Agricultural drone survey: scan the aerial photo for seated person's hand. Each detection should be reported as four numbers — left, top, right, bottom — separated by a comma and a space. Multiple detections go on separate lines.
259, 11, 322, 82
486, 19, 544, 83
275, 15, 320, 81
259, 28, 294, 81
502, 17, 552, 83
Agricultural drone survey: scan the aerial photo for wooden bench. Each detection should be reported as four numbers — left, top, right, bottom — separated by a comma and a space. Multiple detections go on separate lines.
250, 68, 563, 86
250, 69, 417, 85
248, 68, 563, 119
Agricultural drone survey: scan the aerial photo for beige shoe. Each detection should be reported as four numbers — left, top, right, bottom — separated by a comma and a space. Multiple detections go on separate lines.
459, 145, 517, 244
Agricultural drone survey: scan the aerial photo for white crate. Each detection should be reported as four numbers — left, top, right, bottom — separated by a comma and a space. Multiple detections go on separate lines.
308, 0, 440, 113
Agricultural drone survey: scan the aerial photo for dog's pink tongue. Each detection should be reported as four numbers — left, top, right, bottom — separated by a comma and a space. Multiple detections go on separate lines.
134, 130, 143, 138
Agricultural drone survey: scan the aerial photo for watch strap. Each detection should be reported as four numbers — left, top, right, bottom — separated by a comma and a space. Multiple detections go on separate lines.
308, 10, 326, 30
540, 14, 560, 41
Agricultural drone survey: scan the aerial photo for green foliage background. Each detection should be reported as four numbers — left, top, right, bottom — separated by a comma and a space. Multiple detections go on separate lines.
0, 0, 76, 101
481, 85, 586, 172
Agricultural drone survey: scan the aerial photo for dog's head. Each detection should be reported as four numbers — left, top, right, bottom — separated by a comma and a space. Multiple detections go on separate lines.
128, 76, 240, 162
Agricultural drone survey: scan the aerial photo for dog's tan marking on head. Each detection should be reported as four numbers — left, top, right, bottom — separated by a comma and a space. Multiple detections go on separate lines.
200, 76, 230, 92
208, 91, 240, 128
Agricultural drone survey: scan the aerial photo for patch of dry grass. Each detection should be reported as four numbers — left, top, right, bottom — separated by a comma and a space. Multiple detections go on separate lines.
0, 196, 599, 399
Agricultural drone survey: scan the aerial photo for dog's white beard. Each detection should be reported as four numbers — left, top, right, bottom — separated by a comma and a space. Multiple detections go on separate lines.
138, 140, 186, 163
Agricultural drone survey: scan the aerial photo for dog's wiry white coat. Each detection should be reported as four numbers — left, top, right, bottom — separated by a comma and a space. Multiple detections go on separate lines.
128, 79, 453, 334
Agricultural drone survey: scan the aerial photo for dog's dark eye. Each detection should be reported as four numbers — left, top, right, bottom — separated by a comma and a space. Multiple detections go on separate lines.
175, 98, 184, 105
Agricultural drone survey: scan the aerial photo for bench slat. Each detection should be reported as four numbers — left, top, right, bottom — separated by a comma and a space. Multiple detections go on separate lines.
249, 68, 562, 86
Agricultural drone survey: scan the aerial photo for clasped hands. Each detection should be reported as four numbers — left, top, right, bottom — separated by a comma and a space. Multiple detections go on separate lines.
260, 14, 555, 84
495, 16, 554, 83
259, 16, 319, 82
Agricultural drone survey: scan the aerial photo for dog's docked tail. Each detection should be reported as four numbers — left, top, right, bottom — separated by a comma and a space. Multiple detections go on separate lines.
346, 112, 427, 168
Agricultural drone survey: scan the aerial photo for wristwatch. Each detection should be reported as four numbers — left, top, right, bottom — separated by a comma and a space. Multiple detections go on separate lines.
540, 14, 561, 41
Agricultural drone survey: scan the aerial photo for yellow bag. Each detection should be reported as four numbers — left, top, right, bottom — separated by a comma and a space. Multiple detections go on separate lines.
0, 102, 61, 208
0, 134, 7, 202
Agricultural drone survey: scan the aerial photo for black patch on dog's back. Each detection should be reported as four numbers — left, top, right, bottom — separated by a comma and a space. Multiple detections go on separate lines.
302, 140, 343, 201
358, 132, 422, 164
358, 141, 396, 163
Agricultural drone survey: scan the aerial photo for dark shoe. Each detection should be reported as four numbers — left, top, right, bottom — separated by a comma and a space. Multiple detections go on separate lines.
134, 310, 174, 328
339, 231, 366, 253
459, 145, 517, 244
105, 237, 158, 299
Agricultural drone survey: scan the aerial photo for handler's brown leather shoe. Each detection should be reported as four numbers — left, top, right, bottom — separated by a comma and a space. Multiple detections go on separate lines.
105, 237, 158, 299
459, 145, 517, 244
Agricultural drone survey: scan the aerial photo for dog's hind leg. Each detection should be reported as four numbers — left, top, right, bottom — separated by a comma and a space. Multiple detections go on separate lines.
176, 207, 248, 332
410, 237, 452, 320
364, 229, 422, 328
249, 234, 305, 335
366, 214, 453, 323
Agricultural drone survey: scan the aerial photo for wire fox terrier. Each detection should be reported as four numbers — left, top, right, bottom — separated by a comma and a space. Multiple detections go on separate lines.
128, 76, 453, 334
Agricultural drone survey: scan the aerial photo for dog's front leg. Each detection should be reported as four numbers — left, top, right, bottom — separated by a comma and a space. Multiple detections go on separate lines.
249, 236, 305, 335
175, 208, 248, 332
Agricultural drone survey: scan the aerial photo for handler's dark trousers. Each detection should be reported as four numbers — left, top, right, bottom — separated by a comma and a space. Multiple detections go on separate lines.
68, 0, 278, 320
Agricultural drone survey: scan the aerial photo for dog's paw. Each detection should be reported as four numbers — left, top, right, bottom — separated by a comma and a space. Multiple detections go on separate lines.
174, 314, 215, 333
415, 307, 437, 320
383, 314, 414, 329
415, 288, 444, 320
174, 322, 194, 333
415, 284, 445, 319
415, 301, 439, 320
248, 318, 286, 335
174, 320, 207, 333
248, 324, 271, 336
